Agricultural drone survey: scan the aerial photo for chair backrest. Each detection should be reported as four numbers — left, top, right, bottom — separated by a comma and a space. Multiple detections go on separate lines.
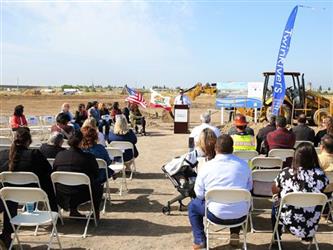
268, 149, 295, 161
294, 140, 314, 148
233, 150, 258, 161
109, 141, 134, 151
26, 116, 40, 126
0, 171, 40, 187
325, 171, 333, 183
251, 157, 283, 169
0, 187, 49, 204
40, 115, 55, 126
51, 171, 90, 186
281, 192, 327, 208
0, 144, 10, 151
0, 136, 12, 145
0, 116, 9, 127
106, 147, 124, 163
205, 188, 252, 204
47, 158, 55, 167
252, 170, 281, 197
96, 158, 108, 169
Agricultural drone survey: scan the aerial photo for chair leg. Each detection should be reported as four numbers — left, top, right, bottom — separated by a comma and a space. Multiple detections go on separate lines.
11, 228, 23, 250
313, 235, 319, 250
206, 224, 209, 250
34, 225, 39, 236
53, 224, 62, 250
243, 220, 248, 250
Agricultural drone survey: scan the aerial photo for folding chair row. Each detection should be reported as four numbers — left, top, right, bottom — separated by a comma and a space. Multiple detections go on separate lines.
204, 188, 328, 250
0, 171, 98, 240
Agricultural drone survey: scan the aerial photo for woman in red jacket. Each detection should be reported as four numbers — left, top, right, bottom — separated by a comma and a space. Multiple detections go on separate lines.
10, 105, 27, 131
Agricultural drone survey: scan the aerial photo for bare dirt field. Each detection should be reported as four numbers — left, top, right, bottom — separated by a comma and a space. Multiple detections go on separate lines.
0, 93, 332, 249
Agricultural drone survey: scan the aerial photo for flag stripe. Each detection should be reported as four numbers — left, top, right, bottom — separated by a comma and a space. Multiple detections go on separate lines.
125, 85, 147, 108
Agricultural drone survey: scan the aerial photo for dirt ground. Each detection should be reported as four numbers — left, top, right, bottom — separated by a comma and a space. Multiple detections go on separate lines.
0, 94, 332, 249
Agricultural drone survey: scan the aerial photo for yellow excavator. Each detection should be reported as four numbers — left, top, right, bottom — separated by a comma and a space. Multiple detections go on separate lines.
184, 82, 217, 101
238, 72, 333, 125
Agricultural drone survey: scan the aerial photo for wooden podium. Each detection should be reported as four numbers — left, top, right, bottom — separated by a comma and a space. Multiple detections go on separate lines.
174, 105, 189, 134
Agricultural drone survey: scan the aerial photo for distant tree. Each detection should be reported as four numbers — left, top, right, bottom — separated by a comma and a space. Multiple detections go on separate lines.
318, 85, 322, 93
328, 87, 331, 92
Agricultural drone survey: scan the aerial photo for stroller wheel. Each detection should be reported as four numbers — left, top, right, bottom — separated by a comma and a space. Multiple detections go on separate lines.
162, 206, 171, 215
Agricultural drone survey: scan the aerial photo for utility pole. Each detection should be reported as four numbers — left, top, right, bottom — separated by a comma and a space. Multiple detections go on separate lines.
16, 77, 19, 90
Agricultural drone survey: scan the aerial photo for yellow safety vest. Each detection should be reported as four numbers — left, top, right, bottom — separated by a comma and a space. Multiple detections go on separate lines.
232, 134, 256, 151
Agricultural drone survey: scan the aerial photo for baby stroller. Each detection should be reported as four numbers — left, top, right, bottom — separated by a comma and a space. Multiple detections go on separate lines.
161, 150, 199, 215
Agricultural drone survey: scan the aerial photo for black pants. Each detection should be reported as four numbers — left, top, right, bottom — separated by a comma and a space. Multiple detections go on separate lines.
56, 184, 103, 215
0, 200, 17, 237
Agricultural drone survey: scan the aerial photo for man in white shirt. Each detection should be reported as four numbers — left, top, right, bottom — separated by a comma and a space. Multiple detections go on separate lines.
174, 88, 191, 106
188, 134, 252, 249
190, 112, 221, 144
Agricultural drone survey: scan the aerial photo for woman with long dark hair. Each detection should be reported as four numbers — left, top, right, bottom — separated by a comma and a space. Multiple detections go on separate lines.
0, 127, 57, 248
10, 105, 28, 131
271, 143, 329, 243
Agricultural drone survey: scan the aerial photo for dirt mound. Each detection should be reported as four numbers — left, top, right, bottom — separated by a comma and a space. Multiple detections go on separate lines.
161, 110, 173, 123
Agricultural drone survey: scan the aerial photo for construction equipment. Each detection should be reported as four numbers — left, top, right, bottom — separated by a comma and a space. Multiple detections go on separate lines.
259, 72, 332, 125
185, 83, 217, 101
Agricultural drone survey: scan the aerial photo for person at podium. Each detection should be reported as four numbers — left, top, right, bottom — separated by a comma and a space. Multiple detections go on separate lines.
174, 88, 191, 107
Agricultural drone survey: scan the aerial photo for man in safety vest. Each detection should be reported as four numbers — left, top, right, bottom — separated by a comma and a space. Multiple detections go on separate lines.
230, 114, 255, 151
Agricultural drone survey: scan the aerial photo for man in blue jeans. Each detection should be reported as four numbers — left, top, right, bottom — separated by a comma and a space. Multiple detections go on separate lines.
188, 134, 252, 249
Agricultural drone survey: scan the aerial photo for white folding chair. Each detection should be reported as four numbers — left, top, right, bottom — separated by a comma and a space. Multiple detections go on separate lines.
26, 116, 44, 141
0, 136, 12, 145
0, 171, 42, 235
51, 171, 98, 238
26, 115, 41, 127
233, 150, 259, 162
251, 157, 283, 170
268, 149, 294, 163
205, 188, 252, 250
106, 147, 128, 196
109, 141, 136, 180
250, 169, 281, 232
0, 144, 10, 151
40, 115, 55, 128
324, 171, 333, 224
96, 158, 111, 214
270, 192, 327, 250
0, 116, 12, 138
40, 115, 56, 139
294, 140, 314, 148
0, 187, 62, 250
0, 171, 40, 188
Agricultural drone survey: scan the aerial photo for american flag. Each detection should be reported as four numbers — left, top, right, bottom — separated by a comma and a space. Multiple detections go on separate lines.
125, 85, 147, 108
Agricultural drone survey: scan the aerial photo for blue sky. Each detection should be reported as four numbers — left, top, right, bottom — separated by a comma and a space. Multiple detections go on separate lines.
2, 0, 333, 88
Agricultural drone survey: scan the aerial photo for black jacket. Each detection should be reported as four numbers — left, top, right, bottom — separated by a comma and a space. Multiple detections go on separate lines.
52, 147, 100, 209
39, 143, 66, 159
0, 147, 57, 211
256, 124, 276, 153
290, 124, 315, 143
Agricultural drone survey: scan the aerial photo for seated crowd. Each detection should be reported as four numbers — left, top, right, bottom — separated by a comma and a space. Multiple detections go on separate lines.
1, 104, 333, 249
0, 101, 143, 248
187, 112, 332, 249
